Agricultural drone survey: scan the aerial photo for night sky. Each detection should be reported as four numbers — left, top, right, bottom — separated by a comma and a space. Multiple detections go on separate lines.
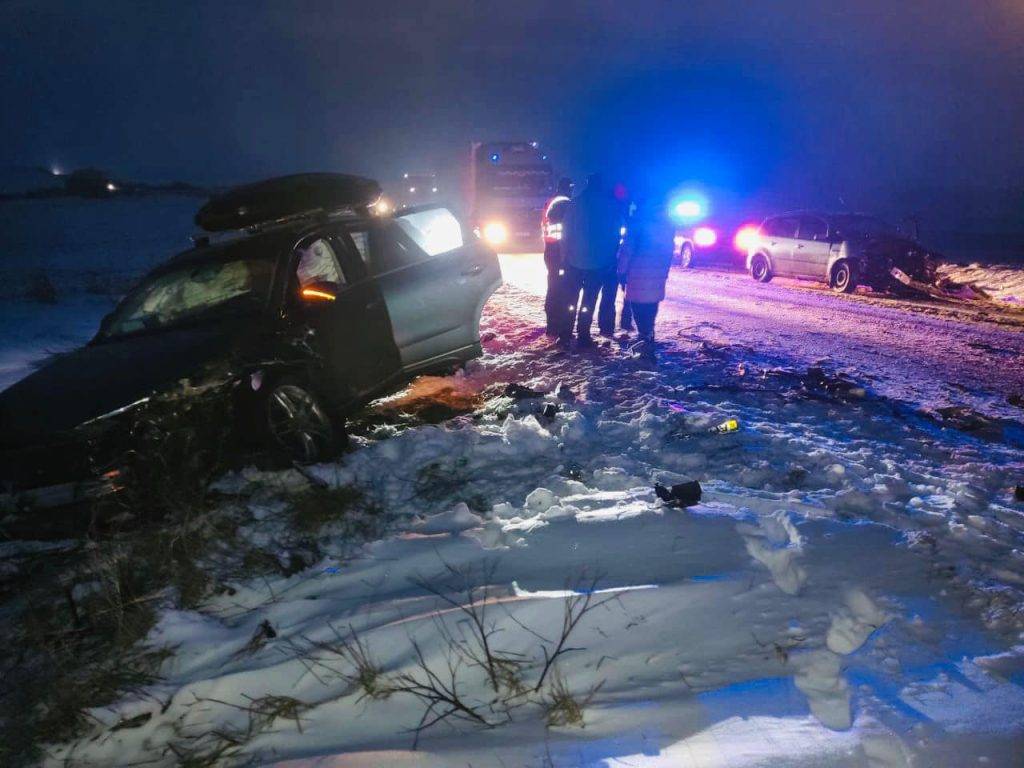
2, 0, 1023, 212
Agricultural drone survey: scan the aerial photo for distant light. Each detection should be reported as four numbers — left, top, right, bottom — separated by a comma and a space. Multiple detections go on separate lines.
693, 227, 717, 247
482, 220, 509, 246
674, 200, 703, 219
490, 152, 500, 164
373, 198, 392, 215
409, 187, 416, 193
431, 187, 438, 193
619, 226, 627, 237
106, 182, 117, 192
50, 165, 62, 176
403, 173, 409, 179
530, 141, 539, 148
541, 154, 548, 160
733, 225, 760, 252
673, 235, 684, 247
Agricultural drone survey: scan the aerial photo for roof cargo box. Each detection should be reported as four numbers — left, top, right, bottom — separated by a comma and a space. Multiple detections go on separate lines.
195, 173, 381, 232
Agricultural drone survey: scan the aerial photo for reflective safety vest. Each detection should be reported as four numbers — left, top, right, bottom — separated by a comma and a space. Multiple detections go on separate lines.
542, 195, 570, 243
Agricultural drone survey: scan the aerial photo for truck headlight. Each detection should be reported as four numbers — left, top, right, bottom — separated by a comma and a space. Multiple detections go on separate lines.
482, 220, 509, 246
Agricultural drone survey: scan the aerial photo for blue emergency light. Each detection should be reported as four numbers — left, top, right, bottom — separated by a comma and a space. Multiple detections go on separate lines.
674, 200, 703, 219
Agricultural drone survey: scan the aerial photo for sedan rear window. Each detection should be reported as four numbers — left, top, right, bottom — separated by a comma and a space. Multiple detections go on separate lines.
799, 216, 828, 241
763, 217, 799, 238
394, 207, 464, 256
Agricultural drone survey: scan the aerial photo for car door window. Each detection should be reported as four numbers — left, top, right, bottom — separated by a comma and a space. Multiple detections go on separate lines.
764, 217, 799, 238
347, 229, 370, 265
393, 207, 464, 256
799, 216, 828, 242
295, 238, 346, 289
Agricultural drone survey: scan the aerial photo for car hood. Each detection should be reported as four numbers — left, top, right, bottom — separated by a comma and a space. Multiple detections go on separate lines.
0, 320, 260, 449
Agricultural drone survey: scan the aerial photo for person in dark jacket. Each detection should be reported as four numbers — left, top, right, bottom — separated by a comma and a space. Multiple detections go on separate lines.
541, 177, 573, 336
558, 173, 624, 346
616, 202, 675, 342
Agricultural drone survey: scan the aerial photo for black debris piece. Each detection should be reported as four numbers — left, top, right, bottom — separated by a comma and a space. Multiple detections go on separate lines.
255, 618, 277, 640
561, 462, 585, 481
504, 382, 544, 400
1015, 485, 1024, 503
112, 712, 153, 732
654, 480, 702, 508
801, 367, 866, 400
542, 403, 559, 420
1009, 394, 1024, 408
555, 382, 576, 402
934, 406, 1002, 437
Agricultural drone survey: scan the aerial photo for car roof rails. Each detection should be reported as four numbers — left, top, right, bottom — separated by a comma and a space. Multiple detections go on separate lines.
195, 173, 382, 234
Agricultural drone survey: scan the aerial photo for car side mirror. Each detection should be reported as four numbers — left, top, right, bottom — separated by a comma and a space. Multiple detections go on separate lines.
298, 280, 339, 303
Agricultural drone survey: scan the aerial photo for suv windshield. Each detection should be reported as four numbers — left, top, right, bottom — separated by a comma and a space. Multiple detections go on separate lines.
102, 256, 274, 338
831, 215, 898, 239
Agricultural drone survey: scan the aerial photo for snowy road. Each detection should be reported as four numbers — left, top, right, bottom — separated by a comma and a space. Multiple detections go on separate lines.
499, 253, 1024, 421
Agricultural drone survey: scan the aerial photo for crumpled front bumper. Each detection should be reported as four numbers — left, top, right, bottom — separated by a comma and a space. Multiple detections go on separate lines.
0, 424, 125, 512
0, 468, 123, 512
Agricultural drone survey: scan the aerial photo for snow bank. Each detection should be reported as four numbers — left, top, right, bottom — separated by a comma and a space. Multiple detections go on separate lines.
36, 281, 1024, 766
937, 262, 1024, 305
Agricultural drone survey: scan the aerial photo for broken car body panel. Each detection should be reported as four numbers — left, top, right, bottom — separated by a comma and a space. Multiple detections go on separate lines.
747, 212, 938, 291
0, 177, 501, 508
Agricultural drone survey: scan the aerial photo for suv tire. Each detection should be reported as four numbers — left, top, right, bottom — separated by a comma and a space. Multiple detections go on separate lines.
264, 379, 346, 463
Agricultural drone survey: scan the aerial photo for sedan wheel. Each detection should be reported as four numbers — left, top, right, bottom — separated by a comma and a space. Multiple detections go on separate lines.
266, 383, 336, 463
750, 253, 772, 283
830, 260, 857, 293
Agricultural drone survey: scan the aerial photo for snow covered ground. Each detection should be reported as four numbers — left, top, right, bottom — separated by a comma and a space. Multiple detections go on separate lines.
32, 256, 1024, 767
938, 262, 1024, 306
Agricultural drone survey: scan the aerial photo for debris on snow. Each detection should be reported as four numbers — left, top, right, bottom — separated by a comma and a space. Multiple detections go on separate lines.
503, 381, 544, 400
654, 480, 702, 507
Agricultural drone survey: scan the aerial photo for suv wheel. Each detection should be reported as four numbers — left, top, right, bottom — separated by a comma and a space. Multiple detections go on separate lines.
679, 243, 694, 268
750, 253, 772, 283
830, 260, 857, 293
265, 382, 343, 463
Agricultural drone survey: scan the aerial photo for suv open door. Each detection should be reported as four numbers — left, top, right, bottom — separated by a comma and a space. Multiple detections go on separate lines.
347, 205, 501, 372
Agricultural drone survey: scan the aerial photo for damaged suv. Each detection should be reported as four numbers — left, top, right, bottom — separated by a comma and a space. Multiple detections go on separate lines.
0, 174, 501, 509
746, 212, 938, 293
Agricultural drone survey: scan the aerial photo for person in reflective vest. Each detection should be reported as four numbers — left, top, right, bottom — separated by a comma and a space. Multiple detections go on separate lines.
542, 177, 573, 336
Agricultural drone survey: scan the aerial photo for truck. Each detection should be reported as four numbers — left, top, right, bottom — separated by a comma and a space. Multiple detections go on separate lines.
469, 141, 555, 252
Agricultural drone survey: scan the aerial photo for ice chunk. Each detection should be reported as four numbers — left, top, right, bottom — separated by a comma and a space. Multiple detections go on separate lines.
501, 414, 555, 454
794, 650, 852, 730
826, 588, 890, 655
524, 487, 557, 513
415, 502, 484, 534
737, 511, 807, 595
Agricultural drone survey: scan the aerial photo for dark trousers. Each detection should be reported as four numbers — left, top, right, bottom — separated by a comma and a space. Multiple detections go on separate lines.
561, 266, 610, 340
543, 245, 564, 333
598, 270, 619, 335
631, 301, 659, 339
